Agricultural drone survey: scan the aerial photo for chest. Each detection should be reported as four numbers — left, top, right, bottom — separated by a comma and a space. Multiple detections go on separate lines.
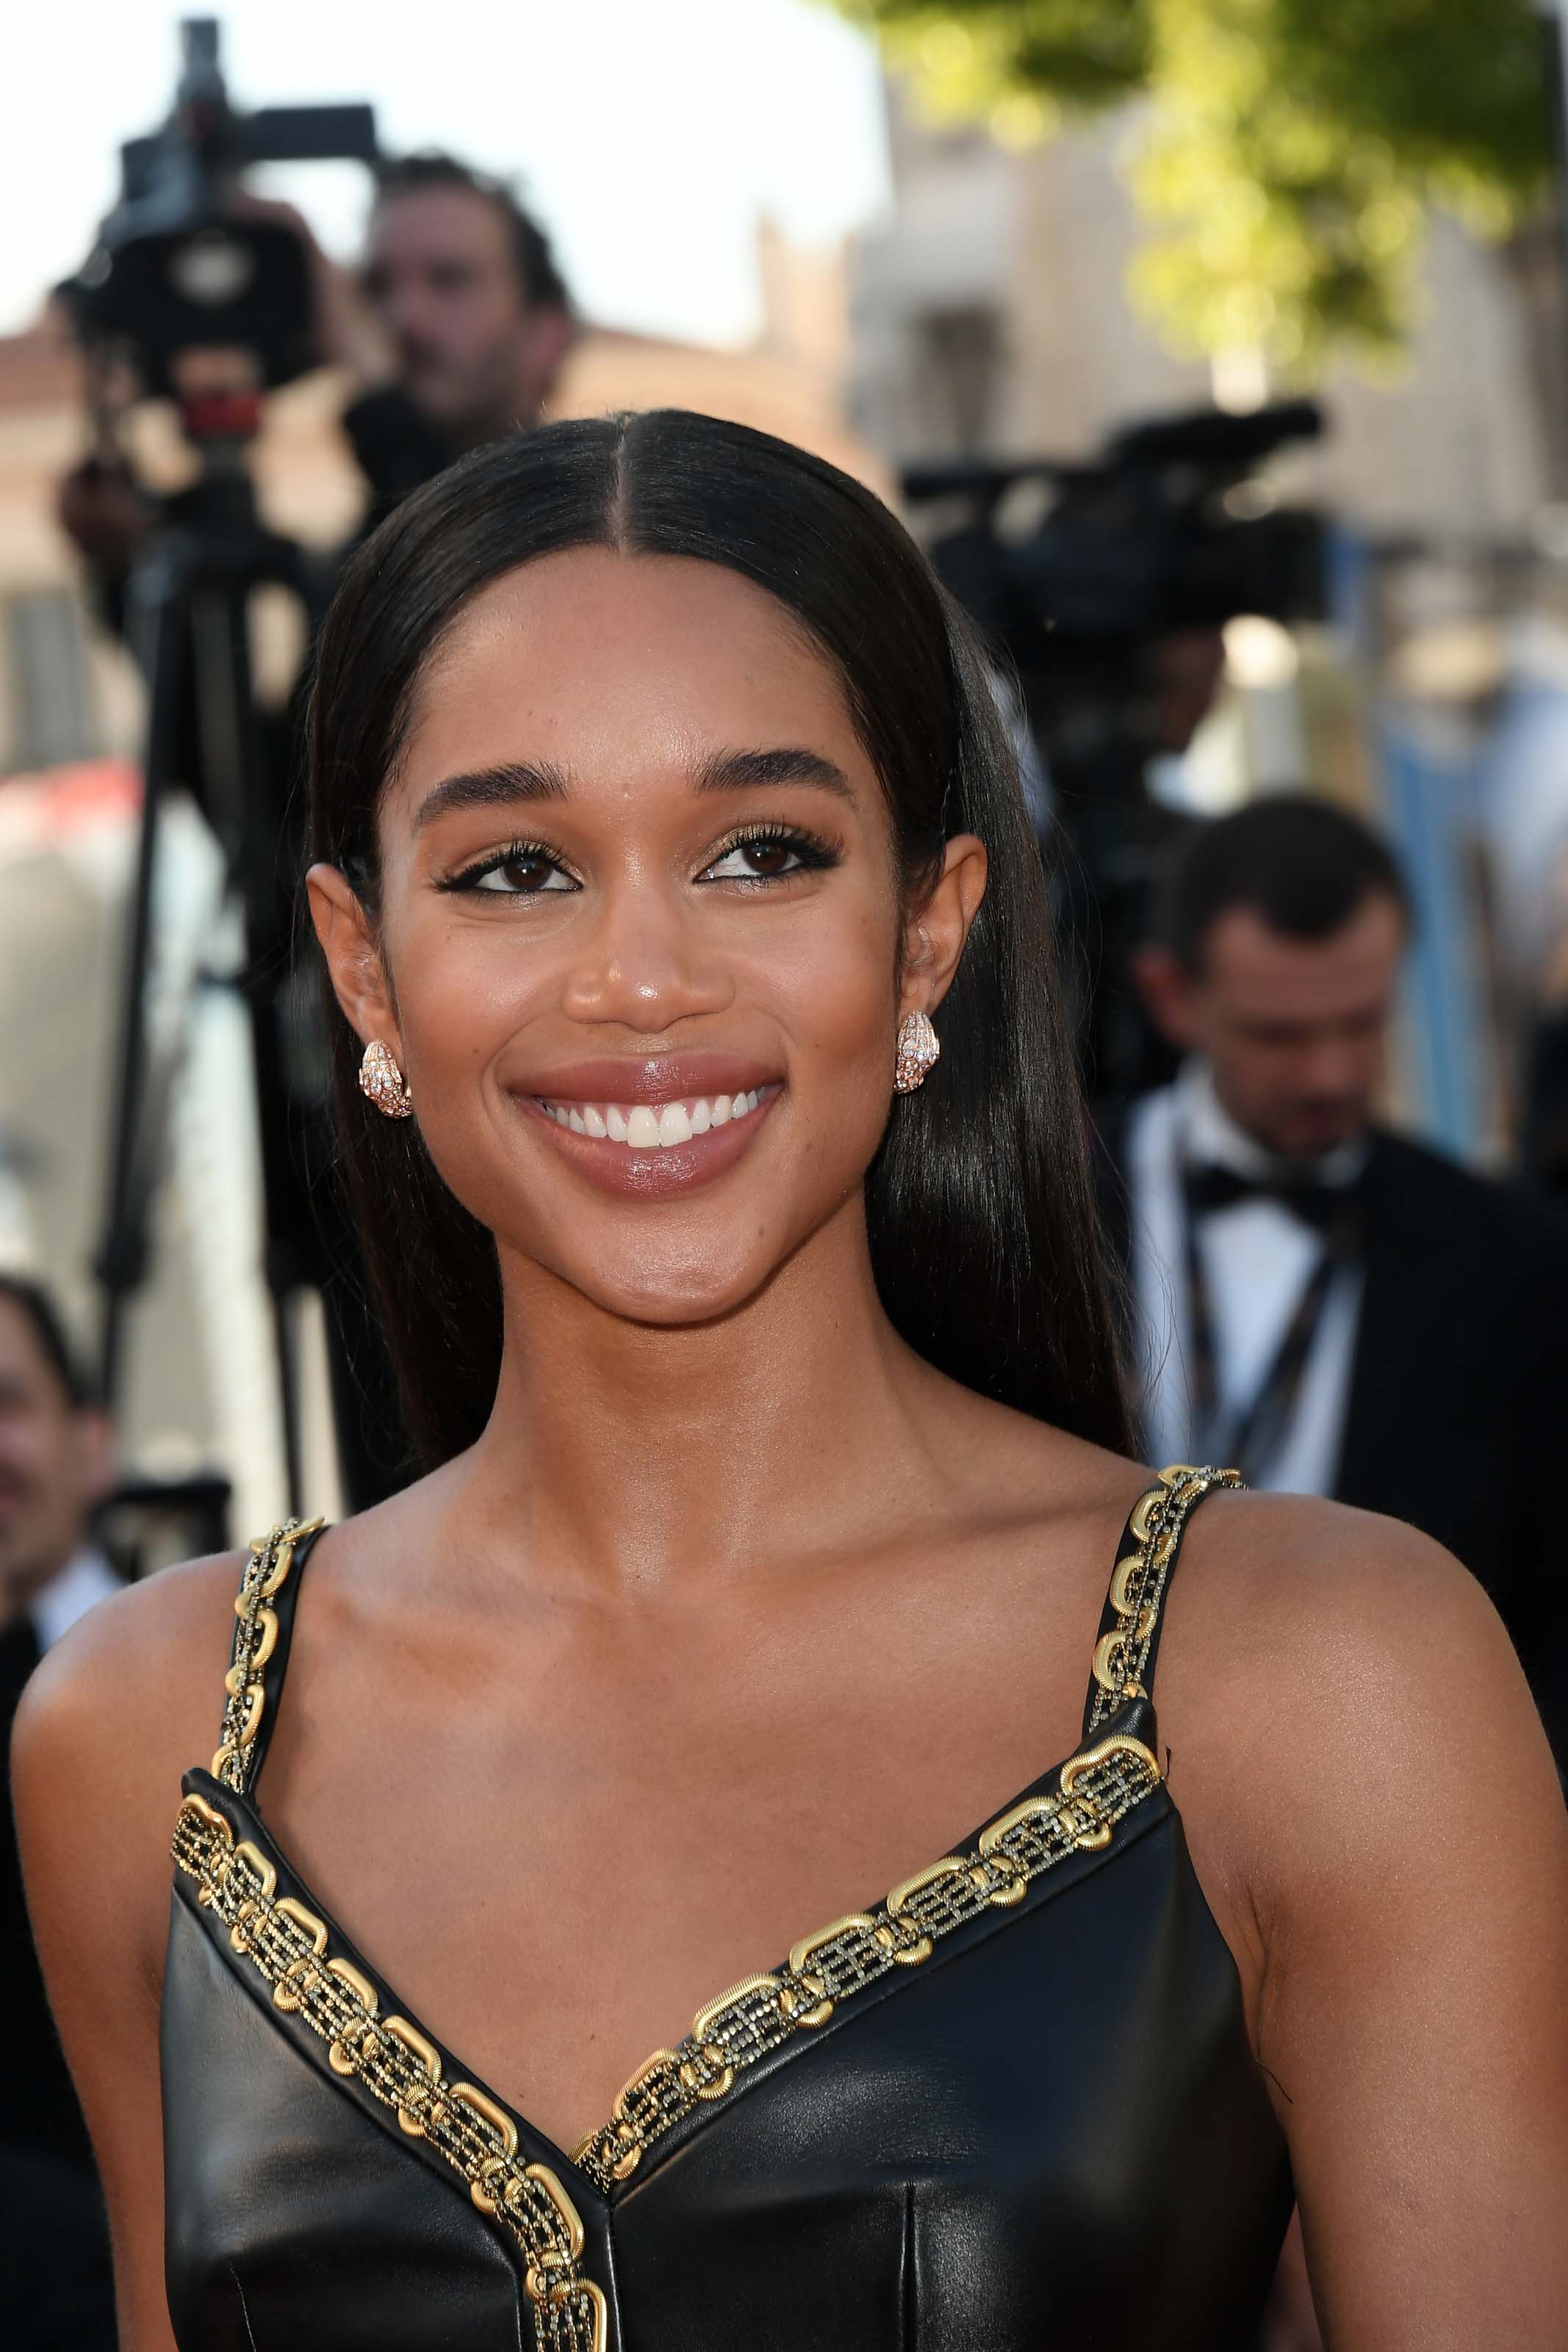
254, 1586, 1093, 2154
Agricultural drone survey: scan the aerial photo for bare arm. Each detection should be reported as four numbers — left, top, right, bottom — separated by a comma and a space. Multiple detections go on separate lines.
1173, 1499, 1568, 2346
12, 1555, 245, 2352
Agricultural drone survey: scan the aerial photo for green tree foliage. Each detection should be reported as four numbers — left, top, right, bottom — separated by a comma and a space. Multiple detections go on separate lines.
833, 0, 1552, 369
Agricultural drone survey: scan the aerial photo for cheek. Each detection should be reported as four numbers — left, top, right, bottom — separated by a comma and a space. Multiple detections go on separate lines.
389, 904, 550, 1075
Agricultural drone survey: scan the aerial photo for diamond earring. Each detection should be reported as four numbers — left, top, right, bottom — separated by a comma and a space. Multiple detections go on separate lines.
359, 1038, 413, 1119
893, 1009, 941, 1094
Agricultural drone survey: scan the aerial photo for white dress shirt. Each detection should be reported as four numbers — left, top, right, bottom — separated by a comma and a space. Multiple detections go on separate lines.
29, 1544, 121, 1654
1125, 1061, 1365, 1495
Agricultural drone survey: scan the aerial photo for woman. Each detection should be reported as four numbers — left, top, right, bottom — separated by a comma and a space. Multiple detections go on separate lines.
16, 412, 1568, 2350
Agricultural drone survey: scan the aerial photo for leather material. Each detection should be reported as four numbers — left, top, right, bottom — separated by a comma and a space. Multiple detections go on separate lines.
162, 1886, 536, 2351
162, 1496, 1294, 2348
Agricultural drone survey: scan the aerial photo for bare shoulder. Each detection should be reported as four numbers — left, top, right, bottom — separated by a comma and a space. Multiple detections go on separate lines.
14, 1544, 244, 1800
1153, 1488, 1566, 1919
1164, 1485, 1525, 1729
12, 1544, 248, 1982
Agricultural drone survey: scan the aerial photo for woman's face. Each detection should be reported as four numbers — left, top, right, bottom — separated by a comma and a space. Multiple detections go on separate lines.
310, 547, 985, 1327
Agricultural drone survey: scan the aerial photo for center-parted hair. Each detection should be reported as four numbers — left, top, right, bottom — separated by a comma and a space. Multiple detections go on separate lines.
307, 410, 1129, 1469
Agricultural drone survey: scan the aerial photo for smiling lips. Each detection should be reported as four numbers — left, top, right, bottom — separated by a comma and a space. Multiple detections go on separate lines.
516, 1058, 780, 1196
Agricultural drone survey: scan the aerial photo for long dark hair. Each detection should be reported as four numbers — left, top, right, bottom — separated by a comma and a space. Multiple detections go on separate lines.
307, 410, 1130, 1467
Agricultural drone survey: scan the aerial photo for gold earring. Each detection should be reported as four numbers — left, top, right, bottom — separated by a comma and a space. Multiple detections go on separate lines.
893, 1009, 941, 1094
359, 1038, 413, 1119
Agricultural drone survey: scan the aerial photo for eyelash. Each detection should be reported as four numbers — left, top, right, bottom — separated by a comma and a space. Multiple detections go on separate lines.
436, 820, 842, 897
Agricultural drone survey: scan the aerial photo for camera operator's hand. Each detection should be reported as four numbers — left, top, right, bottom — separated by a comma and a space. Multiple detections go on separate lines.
56, 456, 151, 579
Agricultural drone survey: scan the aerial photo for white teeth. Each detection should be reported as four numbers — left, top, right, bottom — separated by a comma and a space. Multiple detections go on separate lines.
543, 1089, 769, 1146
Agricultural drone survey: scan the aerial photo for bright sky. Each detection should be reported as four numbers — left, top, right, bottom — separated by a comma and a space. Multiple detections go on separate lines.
1, 1, 892, 345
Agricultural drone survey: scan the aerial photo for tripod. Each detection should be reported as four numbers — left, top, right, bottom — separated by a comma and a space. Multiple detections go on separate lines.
94, 403, 328, 1520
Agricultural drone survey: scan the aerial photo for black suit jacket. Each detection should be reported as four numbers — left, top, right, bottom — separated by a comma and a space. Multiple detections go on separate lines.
1096, 1108, 1568, 1754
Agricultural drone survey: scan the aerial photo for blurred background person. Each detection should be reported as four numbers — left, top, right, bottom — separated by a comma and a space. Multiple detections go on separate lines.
342, 149, 575, 521
0, 1273, 118, 2352
1096, 796, 1568, 1758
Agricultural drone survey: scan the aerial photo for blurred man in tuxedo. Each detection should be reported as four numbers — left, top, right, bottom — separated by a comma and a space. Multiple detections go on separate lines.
0, 1276, 118, 2348
1097, 796, 1568, 1760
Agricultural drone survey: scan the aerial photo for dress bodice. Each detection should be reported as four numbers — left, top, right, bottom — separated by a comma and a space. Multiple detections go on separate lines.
159, 1466, 1292, 2350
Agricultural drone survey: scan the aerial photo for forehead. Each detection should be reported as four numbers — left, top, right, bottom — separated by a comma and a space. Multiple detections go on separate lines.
368, 185, 514, 270
1203, 897, 1405, 1014
395, 548, 861, 802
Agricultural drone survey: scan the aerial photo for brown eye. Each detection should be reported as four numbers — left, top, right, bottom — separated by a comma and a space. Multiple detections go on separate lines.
703, 833, 809, 882
467, 847, 573, 894
739, 840, 796, 875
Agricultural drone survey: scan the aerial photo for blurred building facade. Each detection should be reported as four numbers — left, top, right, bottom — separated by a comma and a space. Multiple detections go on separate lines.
851, 88, 1555, 538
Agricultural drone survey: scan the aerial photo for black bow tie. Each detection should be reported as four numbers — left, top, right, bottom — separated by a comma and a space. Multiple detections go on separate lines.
1184, 1159, 1364, 1238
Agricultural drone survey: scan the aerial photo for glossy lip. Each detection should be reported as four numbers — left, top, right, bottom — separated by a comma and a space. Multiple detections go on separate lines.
511, 1053, 780, 1109
517, 1083, 782, 1199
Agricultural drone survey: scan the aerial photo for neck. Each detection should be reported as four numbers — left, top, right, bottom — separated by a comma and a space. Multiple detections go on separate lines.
454, 1197, 947, 1600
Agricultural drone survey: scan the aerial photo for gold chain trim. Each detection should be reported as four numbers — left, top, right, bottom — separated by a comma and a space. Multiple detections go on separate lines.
172, 1795, 606, 2352
1086, 1465, 1242, 1732
212, 1517, 325, 1794
572, 1729, 1164, 2193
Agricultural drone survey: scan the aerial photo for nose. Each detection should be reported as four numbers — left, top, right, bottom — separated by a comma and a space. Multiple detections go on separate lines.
375, 270, 436, 349
560, 880, 733, 1032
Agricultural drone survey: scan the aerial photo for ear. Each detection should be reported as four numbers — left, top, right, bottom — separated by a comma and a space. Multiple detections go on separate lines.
306, 863, 400, 1058
1131, 944, 1199, 1050
899, 833, 988, 1017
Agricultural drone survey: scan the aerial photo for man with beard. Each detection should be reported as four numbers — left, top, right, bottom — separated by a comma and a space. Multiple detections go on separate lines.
0, 1275, 118, 2349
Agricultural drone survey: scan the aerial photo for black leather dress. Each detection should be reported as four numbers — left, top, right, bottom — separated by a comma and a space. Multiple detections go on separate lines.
162, 1464, 1292, 2350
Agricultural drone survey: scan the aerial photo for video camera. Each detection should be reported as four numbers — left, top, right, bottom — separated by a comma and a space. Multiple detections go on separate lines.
62, 16, 378, 401
903, 401, 1331, 1094
905, 399, 1327, 667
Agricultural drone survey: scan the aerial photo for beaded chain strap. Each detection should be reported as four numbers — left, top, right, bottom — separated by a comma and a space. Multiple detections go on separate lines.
172, 1792, 606, 2351
1085, 1463, 1242, 1733
571, 1729, 1162, 2193
211, 1516, 324, 1794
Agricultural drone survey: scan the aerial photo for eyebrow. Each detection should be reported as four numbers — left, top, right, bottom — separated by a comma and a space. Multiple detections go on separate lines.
693, 747, 855, 801
411, 746, 855, 833
411, 760, 571, 833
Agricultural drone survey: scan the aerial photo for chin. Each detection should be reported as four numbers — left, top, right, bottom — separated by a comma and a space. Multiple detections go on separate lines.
574, 1252, 773, 1330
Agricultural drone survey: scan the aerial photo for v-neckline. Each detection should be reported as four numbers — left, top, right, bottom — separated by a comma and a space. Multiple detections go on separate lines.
173, 1698, 1168, 2212
182, 1465, 1230, 2226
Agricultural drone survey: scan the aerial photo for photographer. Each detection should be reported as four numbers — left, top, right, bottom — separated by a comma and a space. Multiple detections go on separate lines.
59, 149, 575, 592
